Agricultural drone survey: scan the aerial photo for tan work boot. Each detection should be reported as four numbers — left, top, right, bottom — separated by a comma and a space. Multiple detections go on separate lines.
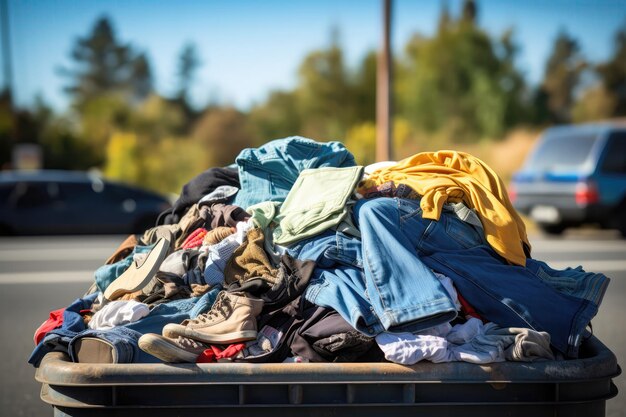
163, 291, 264, 344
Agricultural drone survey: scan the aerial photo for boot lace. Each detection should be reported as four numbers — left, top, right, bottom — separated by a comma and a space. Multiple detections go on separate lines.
188, 291, 232, 325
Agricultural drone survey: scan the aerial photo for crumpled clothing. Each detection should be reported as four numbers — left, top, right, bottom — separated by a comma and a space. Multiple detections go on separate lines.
159, 167, 240, 225
196, 343, 246, 363
88, 300, 150, 330
358, 151, 531, 266
208, 203, 250, 230
105, 234, 139, 265
224, 227, 279, 285
181, 228, 208, 249
203, 226, 235, 246
312, 331, 376, 362
203, 220, 252, 286
376, 332, 453, 365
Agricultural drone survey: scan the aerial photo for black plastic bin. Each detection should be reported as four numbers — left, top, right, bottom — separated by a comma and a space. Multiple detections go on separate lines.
35, 334, 619, 417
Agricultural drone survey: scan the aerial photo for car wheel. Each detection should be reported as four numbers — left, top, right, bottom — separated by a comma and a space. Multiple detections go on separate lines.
539, 223, 566, 235
0, 224, 13, 235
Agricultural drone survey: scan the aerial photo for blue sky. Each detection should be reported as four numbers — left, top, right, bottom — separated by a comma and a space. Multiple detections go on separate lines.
3, 0, 626, 111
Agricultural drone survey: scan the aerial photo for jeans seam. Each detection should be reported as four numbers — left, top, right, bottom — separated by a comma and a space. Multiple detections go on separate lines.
428, 251, 539, 332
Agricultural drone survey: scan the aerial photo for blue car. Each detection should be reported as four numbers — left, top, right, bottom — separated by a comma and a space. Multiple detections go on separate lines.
0, 170, 171, 235
509, 123, 626, 236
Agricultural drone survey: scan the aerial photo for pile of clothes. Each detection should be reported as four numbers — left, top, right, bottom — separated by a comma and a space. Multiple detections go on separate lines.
29, 136, 610, 367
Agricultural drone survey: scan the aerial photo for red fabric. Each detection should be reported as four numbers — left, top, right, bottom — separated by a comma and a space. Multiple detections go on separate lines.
196, 343, 246, 363
457, 291, 484, 322
33, 308, 65, 345
181, 228, 208, 249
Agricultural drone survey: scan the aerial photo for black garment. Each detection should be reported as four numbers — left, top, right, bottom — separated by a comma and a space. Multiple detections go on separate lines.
291, 309, 382, 363
226, 254, 315, 314
236, 295, 382, 363
158, 167, 239, 225
208, 203, 249, 230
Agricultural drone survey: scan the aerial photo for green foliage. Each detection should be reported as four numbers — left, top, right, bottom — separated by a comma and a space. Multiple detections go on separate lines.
597, 26, 626, 116
398, 6, 525, 142
540, 31, 585, 123
7, 9, 625, 198
192, 107, 259, 167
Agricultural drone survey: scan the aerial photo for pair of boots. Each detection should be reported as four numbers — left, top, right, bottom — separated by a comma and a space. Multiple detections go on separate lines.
139, 291, 264, 363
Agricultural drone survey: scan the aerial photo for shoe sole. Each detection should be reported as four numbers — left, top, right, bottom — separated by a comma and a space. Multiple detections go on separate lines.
162, 323, 257, 344
138, 333, 201, 363
104, 237, 170, 301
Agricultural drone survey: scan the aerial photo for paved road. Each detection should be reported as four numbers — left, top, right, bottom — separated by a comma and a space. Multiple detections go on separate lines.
1, 233, 625, 417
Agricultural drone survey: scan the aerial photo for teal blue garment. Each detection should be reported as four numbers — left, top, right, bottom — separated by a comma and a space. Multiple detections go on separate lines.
94, 244, 155, 293
273, 166, 364, 246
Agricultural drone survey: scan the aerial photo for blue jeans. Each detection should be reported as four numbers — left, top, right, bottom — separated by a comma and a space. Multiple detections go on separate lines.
360, 196, 600, 358
291, 225, 458, 336
233, 136, 356, 209
525, 258, 608, 308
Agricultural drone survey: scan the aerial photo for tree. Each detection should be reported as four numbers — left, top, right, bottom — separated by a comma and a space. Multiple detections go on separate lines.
249, 90, 302, 141
597, 26, 626, 117
176, 42, 201, 107
398, 1, 526, 140
353, 51, 377, 123
61, 16, 153, 107
296, 30, 355, 139
540, 30, 585, 123
192, 107, 258, 168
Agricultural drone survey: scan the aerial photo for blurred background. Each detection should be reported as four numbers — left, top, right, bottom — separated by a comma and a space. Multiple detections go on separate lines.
0, 0, 624, 192
1, 2, 626, 417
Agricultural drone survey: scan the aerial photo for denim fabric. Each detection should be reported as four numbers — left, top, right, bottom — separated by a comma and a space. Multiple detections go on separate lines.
525, 258, 609, 308
68, 326, 157, 364
355, 198, 459, 333
369, 195, 600, 358
291, 225, 456, 336
94, 244, 154, 293
28, 293, 99, 366
233, 136, 356, 210
287, 230, 363, 269
124, 287, 220, 334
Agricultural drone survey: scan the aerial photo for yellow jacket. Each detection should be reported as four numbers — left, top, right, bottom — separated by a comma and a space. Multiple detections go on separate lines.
358, 150, 530, 266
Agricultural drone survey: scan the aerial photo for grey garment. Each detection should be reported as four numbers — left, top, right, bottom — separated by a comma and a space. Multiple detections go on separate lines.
157, 248, 206, 287
452, 323, 554, 364
332, 198, 361, 238
487, 325, 555, 362
443, 202, 483, 230
198, 185, 239, 206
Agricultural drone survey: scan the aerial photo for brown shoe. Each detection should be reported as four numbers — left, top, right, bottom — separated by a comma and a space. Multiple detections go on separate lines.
162, 291, 263, 344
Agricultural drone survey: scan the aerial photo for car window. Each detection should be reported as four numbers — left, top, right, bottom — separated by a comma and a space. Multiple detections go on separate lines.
12, 182, 53, 208
526, 131, 600, 171
600, 132, 626, 174
0, 184, 14, 205
58, 182, 107, 204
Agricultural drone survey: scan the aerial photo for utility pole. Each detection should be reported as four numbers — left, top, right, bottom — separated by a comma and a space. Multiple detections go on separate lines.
376, 0, 393, 162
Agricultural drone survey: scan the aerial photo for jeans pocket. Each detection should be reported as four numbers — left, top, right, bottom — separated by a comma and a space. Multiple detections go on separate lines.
444, 215, 484, 249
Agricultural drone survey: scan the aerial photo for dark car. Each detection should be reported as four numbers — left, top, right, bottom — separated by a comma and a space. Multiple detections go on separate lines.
509, 122, 626, 236
0, 170, 171, 235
